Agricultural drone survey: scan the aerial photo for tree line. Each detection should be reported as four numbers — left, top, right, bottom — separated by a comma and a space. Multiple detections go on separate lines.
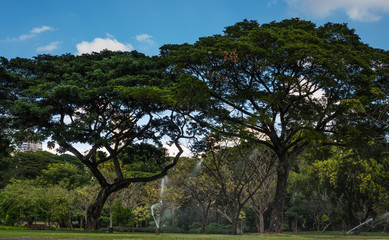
0, 18, 388, 234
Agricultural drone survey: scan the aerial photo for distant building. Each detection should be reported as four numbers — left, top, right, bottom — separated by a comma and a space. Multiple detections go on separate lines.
18, 141, 43, 151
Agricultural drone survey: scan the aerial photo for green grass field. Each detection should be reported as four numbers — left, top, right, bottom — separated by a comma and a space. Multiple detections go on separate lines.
0, 230, 389, 240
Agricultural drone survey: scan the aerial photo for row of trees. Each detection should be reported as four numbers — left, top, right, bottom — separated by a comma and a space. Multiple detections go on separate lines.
0, 143, 388, 234
1, 18, 388, 233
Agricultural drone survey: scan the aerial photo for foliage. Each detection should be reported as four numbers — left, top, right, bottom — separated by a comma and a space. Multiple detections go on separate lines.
0, 226, 29, 230
161, 18, 388, 232
1, 229, 389, 239
203, 140, 277, 234
37, 162, 90, 190
132, 205, 151, 228
188, 222, 201, 233
0, 180, 46, 225
3, 50, 188, 230
0, 57, 17, 159
204, 223, 231, 234
310, 147, 389, 227
112, 198, 133, 232
1, 19, 388, 234
0, 179, 79, 227
1, 151, 54, 182
44, 185, 77, 227
0, 151, 83, 188
180, 158, 220, 233
120, 143, 168, 175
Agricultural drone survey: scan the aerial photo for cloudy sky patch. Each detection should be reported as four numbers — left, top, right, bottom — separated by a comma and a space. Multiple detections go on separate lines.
6, 25, 54, 41
76, 36, 134, 55
136, 34, 153, 43
2, 1, 389, 59
286, 0, 389, 21
37, 41, 60, 52
31, 26, 54, 34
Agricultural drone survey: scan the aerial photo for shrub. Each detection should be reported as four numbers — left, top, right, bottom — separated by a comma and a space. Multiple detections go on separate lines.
188, 222, 201, 234
160, 226, 186, 233
0, 226, 28, 230
204, 223, 231, 234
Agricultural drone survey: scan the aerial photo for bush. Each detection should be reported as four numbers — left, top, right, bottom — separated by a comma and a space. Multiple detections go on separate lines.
131, 226, 155, 233
0, 226, 28, 230
122, 226, 186, 233
57, 227, 84, 231
99, 226, 131, 232
188, 228, 200, 234
160, 226, 186, 233
188, 222, 201, 234
204, 223, 231, 234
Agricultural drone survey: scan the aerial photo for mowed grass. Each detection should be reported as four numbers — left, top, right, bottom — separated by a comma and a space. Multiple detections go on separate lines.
0, 230, 389, 240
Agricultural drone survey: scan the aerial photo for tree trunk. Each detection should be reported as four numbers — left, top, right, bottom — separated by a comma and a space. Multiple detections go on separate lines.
85, 187, 111, 231
200, 205, 210, 234
171, 207, 175, 227
381, 219, 388, 233
68, 213, 73, 230
83, 210, 87, 228
322, 221, 332, 232
268, 162, 290, 233
231, 216, 239, 235
80, 216, 84, 229
259, 212, 264, 233
294, 218, 298, 233
109, 208, 113, 233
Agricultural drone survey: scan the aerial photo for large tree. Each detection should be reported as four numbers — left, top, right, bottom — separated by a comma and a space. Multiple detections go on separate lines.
5, 51, 187, 230
161, 19, 386, 232
0, 57, 20, 158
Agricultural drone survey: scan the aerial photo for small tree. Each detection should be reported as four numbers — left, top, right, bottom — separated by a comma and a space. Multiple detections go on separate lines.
112, 198, 133, 232
204, 138, 277, 235
45, 185, 77, 228
311, 147, 389, 229
182, 160, 221, 234
0, 180, 46, 226
248, 165, 276, 233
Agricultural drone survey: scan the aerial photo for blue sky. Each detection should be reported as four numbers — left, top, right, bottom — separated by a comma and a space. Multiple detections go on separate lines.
1, 0, 389, 59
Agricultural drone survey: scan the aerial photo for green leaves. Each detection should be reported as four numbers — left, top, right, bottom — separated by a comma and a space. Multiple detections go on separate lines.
38, 162, 90, 190
120, 143, 168, 173
162, 18, 386, 155
6, 51, 172, 147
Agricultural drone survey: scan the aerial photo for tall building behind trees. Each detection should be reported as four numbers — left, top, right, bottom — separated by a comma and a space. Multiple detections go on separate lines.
17, 141, 42, 152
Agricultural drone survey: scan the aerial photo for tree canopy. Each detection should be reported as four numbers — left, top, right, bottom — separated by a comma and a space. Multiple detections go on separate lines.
1, 18, 388, 234
161, 18, 388, 232
4, 50, 186, 230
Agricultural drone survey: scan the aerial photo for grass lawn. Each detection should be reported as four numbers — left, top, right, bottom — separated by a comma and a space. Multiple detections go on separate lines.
0, 230, 388, 240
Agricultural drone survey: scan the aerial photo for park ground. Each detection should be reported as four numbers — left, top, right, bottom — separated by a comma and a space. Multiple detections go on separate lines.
0, 230, 389, 240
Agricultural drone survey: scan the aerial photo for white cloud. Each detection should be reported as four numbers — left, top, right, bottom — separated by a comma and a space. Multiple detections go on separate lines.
5, 25, 54, 41
285, 0, 389, 22
31, 26, 54, 34
37, 41, 60, 52
17, 33, 35, 41
136, 34, 154, 44
76, 37, 134, 55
